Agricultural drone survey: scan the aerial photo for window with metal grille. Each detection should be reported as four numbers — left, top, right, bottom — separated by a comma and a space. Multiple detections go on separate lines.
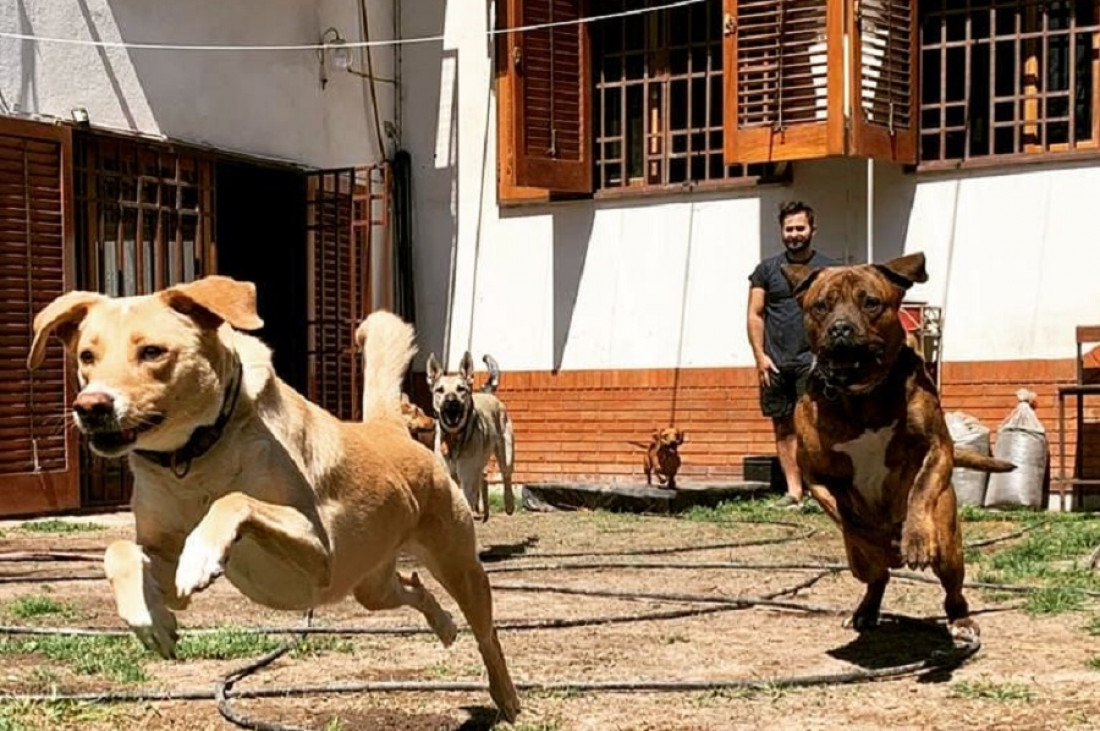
72, 132, 215, 509
592, 0, 773, 190
74, 134, 215, 297
920, 0, 1100, 164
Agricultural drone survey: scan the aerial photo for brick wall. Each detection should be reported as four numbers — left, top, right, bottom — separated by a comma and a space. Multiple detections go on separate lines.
413, 358, 1100, 492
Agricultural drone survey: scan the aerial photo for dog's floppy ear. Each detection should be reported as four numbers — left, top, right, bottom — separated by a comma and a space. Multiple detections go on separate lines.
781, 264, 823, 303
459, 351, 475, 383
426, 353, 443, 384
676, 429, 686, 445
875, 252, 928, 291
27, 290, 106, 370
162, 275, 264, 331
354, 319, 368, 351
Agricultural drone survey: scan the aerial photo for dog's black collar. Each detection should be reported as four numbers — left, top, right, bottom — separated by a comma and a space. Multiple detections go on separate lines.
133, 361, 243, 479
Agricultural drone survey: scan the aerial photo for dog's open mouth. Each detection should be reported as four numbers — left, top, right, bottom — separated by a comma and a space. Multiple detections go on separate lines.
439, 401, 467, 430
82, 415, 165, 455
819, 344, 882, 387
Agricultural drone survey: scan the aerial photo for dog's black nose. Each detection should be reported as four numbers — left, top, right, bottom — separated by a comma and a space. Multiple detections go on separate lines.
828, 320, 856, 341
72, 391, 115, 422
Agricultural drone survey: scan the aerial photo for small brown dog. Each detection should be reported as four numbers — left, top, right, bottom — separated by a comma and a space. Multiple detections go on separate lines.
643, 427, 685, 489
400, 394, 437, 450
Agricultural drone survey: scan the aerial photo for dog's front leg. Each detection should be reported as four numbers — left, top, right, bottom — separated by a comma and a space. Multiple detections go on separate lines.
175, 492, 332, 600
900, 441, 953, 570
104, 540, 188, 658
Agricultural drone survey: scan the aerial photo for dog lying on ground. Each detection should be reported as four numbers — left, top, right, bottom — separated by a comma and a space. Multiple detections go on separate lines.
426, 352, 515, 522
781, 253, 1013, 641
27, 277, 519, 721
642, 427, 685, 489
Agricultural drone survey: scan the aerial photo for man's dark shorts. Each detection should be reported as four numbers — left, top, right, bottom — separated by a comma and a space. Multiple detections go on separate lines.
760, 363, 811, 420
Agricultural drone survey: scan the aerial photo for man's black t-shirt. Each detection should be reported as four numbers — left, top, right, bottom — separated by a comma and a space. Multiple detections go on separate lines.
749, 250, 839, 369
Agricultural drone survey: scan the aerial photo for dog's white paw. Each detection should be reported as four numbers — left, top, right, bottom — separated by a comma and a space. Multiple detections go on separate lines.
121, 602, 179, 659
175, 533, 226, 598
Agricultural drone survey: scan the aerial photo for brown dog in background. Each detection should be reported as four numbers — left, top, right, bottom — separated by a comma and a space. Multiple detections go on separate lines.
643, 427, 686, 489
782, 253, 1012, 641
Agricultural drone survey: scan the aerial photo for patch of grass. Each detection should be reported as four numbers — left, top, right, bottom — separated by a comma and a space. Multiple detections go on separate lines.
682, 496, 808, 524
6, 596, 81, 621
0, 700, 127, 731
1085, 615, 1100, 636
661, 633, 689, 645
970, 515, 1100, 614
322, 718, 347, 731
1088, 656, 1100, 672
18, 519, 103, 534
0, 635, 148, 683
951, 680, 1035, 702
177, 628, 282, 660
290, 635, 356, 658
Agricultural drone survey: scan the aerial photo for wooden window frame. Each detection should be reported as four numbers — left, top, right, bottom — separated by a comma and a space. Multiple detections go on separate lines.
917, 0, 1100, 171
497, 0, 785, 205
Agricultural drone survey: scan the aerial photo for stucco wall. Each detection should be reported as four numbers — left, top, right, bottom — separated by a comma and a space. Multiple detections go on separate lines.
0, 0, 395, 167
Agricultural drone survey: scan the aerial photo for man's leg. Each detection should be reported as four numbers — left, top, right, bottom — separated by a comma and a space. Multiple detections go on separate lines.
774, 415, 803, 503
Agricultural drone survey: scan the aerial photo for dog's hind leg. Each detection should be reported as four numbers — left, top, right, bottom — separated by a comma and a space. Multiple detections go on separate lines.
841, 531, 890, 633
353, 563, 458, 647
412, 520, 521, 722
930, 488, 978, 641
496, 412, 516, 515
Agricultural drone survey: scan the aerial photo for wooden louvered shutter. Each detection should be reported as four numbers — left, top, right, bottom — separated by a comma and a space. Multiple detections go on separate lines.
724, 0, 846, 164
849, 0, 917, 163
0, 118, 78, 516
497, 0, 550, 204
504, 0, 593, 193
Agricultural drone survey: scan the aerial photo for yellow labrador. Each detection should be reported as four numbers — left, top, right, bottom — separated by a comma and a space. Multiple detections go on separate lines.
27, 276, 519, 721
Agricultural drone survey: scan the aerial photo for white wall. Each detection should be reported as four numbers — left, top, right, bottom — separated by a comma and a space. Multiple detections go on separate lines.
0, 0, 395, 167
401, 1, 1100, 373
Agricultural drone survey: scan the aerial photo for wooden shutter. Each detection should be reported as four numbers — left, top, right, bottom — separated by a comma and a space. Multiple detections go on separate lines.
724, 0, 846, 164
0, 118, 78, 517
497, 0, 550, 204
503, 0, 593, 193
849, 0, 917, 163
306, 168, 375, 421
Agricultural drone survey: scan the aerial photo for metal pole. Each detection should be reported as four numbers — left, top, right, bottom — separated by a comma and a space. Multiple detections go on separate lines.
866, 157, 874, 264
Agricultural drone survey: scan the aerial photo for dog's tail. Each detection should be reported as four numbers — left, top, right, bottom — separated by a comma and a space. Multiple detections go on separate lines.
954, 448, 1015, 473
481, 353, 502, 394
355, 311, 418, 422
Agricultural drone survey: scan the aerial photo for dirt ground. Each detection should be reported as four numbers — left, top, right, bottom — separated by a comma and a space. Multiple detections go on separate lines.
0, 503, 1098, 731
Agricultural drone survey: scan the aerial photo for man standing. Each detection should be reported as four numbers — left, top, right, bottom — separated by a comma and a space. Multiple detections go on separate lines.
747, 201, 838, 509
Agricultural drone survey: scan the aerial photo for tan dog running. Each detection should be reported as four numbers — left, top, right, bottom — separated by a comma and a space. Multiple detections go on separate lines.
782, 253, 1013, 641
27, 277, 519, 721
643, 427, 685, 489
426, 352, 516, 522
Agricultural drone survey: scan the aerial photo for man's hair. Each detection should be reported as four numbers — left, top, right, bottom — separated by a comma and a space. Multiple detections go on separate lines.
778, 200, 815, 228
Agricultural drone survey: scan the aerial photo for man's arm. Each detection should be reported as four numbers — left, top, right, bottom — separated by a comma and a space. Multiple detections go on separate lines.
747, 286, 776, 386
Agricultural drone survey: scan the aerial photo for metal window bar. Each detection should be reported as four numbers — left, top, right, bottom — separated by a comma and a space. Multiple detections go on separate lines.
919, 0, 1100, 164
72, 133, 214, 508
593, 0, 767, 190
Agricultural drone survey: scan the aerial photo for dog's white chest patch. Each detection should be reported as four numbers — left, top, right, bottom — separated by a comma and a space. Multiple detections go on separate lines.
833, 423, 896, 504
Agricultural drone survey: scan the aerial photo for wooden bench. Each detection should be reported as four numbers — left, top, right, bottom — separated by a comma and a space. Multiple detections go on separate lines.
1056, 325, 1100, 510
